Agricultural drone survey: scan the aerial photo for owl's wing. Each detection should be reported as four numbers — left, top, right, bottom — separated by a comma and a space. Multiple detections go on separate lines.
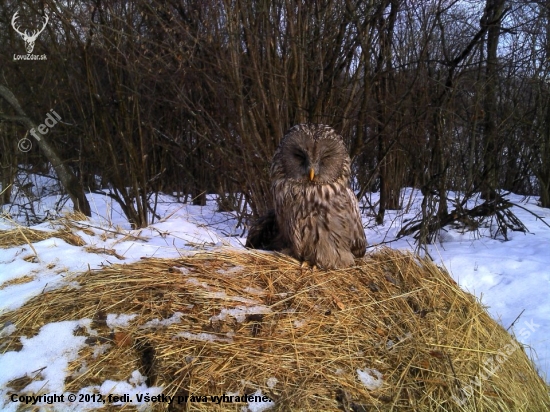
346, 187, 367, 258
246, 209, 281, 250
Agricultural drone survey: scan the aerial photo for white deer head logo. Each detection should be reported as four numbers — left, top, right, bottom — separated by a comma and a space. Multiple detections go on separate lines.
11, 11, 49, 54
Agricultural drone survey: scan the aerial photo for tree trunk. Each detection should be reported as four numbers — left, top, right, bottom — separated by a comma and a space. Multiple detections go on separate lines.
374, 0, 400, 225
481, 0, 506, 200
0, 124, 17, 205
538, 5, 550, 208
0, 85, 91, 216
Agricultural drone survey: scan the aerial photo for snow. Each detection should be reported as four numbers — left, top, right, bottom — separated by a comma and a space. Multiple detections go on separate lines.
367, 190, 550, 379
1, 188, 549, 410
75, 371, 163, 411
244, 389, 274, 412
175, 331, 234, 343
357, 368, 383, 390
266, 377, 278, 389
0, 320, 90, 404
210, 305, 273, 323
106, 314, 137, 328
140, 312, 185, 329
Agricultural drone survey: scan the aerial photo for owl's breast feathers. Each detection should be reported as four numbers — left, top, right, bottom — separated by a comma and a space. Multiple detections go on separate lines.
272, 178, 366, 266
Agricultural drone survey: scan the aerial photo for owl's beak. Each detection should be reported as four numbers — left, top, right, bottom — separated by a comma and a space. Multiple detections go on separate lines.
309, 168, 315, 181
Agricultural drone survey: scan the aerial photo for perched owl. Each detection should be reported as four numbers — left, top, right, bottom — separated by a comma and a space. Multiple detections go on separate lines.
247, 124, 367, 269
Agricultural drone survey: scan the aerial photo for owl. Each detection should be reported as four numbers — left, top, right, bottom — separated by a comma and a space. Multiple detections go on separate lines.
247, 124, 367, 269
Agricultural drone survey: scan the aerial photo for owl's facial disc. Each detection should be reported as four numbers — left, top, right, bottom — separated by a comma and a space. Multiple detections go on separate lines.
294, 145, 318, 183
280, 132, 347, 184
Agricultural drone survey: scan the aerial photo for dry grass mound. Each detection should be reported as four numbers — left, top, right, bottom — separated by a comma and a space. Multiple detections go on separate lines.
0, 212, 89, 249
0, 226, 85, 249
1, 248, 549, 411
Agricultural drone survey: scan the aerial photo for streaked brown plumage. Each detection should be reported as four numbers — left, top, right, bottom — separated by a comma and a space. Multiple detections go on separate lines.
247, 124, 366, 269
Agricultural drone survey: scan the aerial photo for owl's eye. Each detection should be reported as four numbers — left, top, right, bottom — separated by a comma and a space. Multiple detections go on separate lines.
320, 154, 331, 166
294, 151, 307, 163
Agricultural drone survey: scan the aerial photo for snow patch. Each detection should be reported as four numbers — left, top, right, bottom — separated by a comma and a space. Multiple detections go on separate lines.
210, 305, 273, 323
106, 313, 137, 328
140, 312, 185, 329
266, 377, 278, 389
175, 331, 233, 343
243, 389, 274, 412
0, 322, 16, 338
0, 320, 89, 397
357, 368, 383, 390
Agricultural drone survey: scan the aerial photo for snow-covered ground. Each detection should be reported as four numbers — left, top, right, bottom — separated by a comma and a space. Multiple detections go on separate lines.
0, 186, 548, 410
367, 189, 550, 383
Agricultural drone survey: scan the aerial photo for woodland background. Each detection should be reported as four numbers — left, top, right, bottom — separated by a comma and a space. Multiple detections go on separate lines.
1, 0, 550, 238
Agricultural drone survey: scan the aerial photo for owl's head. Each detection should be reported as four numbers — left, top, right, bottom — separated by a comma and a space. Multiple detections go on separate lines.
272, 124, 351, 184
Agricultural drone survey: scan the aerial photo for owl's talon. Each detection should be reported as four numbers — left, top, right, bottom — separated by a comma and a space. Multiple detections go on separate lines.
300, 261, 316, 271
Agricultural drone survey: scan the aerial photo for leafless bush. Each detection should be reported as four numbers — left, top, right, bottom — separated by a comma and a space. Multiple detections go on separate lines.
1, 0, 549, 235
